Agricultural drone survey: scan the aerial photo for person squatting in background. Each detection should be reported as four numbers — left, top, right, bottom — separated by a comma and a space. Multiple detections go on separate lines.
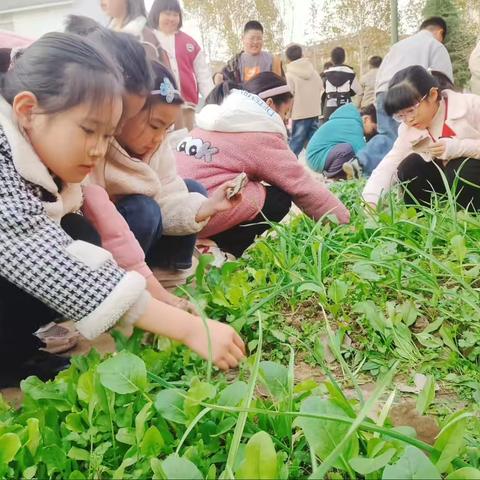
363, 66, 480, 210
307, 103, 378, 180
176, 72, 350, 258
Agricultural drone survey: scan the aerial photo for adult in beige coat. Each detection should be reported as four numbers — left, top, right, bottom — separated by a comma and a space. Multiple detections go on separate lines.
469, 39, 480, 95
359, 56, 383, 108
285, 44, 323, 156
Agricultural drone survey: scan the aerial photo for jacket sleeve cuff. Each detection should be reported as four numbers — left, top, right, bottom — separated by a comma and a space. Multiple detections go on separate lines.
74, 271, 146, 340
362, 191, 381, 204
162, 192, 210, 235
120, 290, 151, 327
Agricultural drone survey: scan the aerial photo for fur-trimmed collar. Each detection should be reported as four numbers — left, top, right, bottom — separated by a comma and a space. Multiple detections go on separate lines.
0, 96, 83, 221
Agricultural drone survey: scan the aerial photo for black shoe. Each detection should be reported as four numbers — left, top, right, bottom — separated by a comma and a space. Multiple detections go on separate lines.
0, 351, 70, 388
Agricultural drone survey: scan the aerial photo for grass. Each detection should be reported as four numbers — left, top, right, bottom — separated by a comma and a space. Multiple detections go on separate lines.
1, 179, 480, 479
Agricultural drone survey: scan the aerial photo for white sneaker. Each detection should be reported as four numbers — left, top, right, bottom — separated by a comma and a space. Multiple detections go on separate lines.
342, 158, 362, 180
195, 240, 236, 268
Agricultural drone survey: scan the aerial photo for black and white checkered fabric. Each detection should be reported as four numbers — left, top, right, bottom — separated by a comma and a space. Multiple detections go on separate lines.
0, 126, 125, 321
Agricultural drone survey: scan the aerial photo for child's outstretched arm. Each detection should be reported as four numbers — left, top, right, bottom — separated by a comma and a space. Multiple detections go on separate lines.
136, 298, 246, 371
248, 136, 350, 223
82, 184, 197, 313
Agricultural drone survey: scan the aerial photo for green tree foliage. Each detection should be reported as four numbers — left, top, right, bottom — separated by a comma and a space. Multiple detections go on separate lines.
423, 0, 476, 87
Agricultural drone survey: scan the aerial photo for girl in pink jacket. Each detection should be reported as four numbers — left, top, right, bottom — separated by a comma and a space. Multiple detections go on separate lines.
176, 72, 350, 257
363, 66, 480, 209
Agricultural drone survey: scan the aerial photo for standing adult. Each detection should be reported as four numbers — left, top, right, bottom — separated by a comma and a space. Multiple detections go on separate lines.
285, 44, 323, 156
322, 46, 363, 121
469, 38, 480, 95
222, 21, 284, 83
148, 0, 214, 131
357, 16, 453, 175
101, 0, 168, 63
359, 56, 382, 108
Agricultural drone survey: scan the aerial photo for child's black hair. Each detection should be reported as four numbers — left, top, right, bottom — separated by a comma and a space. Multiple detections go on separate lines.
323, 61, 333, 71
66, 15, 153, 97
369, 56, 382, 69
0, 32, 122, 114
384, 65, 441, 116
205, 80, 242, 106
0, 48, 12, 74
122, 0, 148, 24
147, 0, 183, 30
430, 70, 455, 91
243, 72, 293, 107
331, 47, 346, 66
145, 60, 184, 108
286, 44, 303, 62
360, 104, 377, 123
420, 16, 447, 40
244, 21, 264, 34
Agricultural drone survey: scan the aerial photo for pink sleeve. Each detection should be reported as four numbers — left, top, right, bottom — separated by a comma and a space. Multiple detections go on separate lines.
82, 185, 153, 279
248, 136, 350, 224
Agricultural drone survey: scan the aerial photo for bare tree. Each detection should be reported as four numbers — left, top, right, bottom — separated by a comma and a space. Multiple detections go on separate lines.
184, 0, 285, 60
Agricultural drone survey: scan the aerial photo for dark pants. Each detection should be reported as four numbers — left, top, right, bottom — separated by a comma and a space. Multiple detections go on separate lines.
116, 179, 208, 270
211, 186, 292, 257
289, 117, 320, 156
0, 214, 101, 373
324, 143, 356, 178
397, 154, 480, 210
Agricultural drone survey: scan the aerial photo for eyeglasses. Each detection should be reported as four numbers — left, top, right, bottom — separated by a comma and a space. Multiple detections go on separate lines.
392, 93, 428, 123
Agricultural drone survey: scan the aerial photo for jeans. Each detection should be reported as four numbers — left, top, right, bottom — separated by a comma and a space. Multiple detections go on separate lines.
289, 117, 320, 156
116, 179, 208, 270
397, 154, 480, 210
211, 186, 292, 257
357, 92, 399, 175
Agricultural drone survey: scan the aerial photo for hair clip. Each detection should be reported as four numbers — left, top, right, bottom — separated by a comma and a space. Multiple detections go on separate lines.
8, 47, 24, 71
151, 77, 179, 103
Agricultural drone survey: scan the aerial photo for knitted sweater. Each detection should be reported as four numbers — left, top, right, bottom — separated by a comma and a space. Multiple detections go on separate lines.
0, 98, 148, 340
176, 89, 350, 238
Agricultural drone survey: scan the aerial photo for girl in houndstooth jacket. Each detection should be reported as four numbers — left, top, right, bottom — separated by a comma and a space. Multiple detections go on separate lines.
0, 33, 245, 387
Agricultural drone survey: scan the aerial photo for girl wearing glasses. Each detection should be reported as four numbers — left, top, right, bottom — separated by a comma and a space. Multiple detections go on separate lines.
363, 65, 480, 209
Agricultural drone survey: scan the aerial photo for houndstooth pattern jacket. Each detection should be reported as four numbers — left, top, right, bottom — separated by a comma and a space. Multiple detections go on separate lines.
0, 124, 147, 340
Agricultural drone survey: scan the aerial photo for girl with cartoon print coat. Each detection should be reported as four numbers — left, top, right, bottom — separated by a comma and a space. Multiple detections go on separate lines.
176, 73, 350, 258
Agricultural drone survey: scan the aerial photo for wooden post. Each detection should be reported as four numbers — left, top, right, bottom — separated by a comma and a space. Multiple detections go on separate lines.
391, 0, 399, 44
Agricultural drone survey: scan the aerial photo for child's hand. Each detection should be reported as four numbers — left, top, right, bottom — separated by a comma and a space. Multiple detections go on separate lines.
210, 181, 244, 212
183, 318, 246, 370
196, 181, 243, 222
172, 298, 198, 315
428, 141, 447, 158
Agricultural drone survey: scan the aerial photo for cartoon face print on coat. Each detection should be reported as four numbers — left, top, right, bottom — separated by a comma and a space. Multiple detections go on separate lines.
177, 136, 219, 163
